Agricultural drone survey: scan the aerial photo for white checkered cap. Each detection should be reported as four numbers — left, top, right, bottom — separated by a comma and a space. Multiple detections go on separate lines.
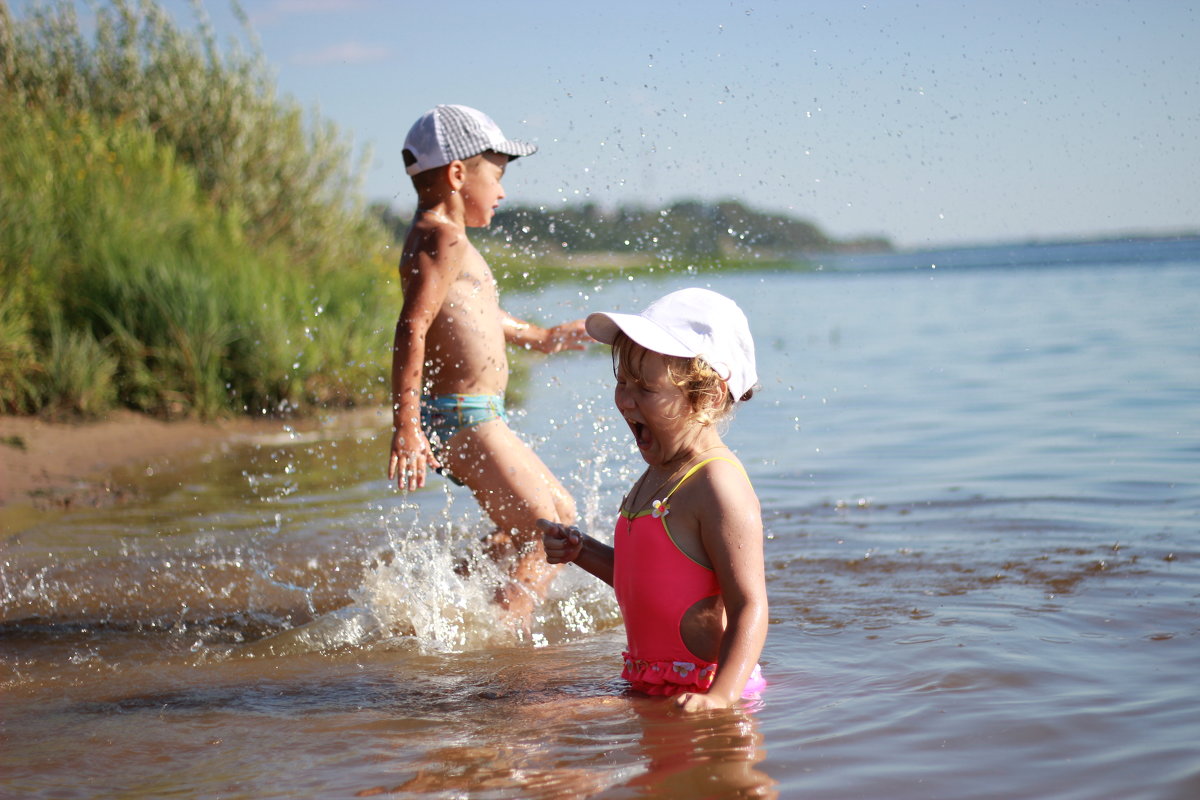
585, 288, 759, 402
403, 105, 537, 176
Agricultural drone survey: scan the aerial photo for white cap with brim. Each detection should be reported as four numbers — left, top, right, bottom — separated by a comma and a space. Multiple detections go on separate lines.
403, 104, 537, 176
586, 287, 758, 401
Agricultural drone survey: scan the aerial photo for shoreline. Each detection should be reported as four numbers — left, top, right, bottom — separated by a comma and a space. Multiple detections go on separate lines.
0, 408, 385, 516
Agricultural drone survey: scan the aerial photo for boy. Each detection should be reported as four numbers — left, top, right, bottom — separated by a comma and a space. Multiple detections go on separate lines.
387, 104, 590, 623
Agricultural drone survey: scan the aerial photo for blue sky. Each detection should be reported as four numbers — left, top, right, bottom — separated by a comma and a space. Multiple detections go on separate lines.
19, 0, 1200, 248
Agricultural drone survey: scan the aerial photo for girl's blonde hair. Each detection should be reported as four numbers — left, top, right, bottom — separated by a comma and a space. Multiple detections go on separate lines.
612, 332, 753, 425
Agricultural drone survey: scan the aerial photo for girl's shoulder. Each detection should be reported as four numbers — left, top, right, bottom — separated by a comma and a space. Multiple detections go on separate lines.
674, 455, 760, 514
699, 453, 753, 484
666, 455, 761, 565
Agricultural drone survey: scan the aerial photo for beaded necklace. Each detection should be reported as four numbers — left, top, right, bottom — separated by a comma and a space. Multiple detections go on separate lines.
621, 445, 724, 533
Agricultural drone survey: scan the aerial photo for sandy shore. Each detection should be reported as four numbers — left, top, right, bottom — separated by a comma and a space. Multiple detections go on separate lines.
0, 408, 384, 512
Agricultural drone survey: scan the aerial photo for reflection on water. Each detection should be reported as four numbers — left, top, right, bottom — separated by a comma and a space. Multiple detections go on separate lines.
2, 257, 1199, 799
2, 623, 776, 799
349, 684, 775, 799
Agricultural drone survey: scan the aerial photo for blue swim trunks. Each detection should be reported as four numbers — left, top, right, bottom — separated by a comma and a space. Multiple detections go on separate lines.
420, 393, 508, 485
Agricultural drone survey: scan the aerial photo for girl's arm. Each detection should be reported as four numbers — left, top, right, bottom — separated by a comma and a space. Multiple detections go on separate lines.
675, 464, 769, 711
538, 519, 615, 586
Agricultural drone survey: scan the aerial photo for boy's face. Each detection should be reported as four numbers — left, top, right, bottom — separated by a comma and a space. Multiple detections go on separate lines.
460, 152, 509, 227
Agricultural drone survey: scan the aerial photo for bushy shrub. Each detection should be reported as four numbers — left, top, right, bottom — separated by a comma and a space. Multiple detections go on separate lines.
0, 0, 399, 418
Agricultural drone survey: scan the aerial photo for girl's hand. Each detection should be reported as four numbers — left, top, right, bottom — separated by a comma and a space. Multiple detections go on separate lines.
672, 691, 734, 713
537, 519, 584, 564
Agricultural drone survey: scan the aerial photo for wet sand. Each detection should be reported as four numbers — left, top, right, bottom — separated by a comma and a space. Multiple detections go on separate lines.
0, 408, 384, 512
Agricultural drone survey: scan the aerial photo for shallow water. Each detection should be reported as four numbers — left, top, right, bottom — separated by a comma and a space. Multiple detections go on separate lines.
3, 243, 1199, 799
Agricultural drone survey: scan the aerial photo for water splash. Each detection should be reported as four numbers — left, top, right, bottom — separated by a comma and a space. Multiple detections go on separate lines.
359, 520, 516, 651
244, 513, 622, 658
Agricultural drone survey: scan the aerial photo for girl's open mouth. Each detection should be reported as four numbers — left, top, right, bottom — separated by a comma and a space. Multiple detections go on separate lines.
630, 420, 652, 450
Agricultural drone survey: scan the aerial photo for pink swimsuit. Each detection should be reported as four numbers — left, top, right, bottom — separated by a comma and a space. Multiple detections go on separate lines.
613, 457, 765, 697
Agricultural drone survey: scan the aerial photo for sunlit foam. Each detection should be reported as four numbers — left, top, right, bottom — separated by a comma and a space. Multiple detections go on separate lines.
354, 515, 623, 653
357, 520, 517, 651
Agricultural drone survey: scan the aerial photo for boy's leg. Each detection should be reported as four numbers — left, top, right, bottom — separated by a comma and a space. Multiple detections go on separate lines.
443, 419, 576, 617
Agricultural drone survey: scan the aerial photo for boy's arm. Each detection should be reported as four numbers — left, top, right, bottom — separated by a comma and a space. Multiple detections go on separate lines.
502, 312, 591, 354
388, 227, 459, 491
677, 468, 768, 711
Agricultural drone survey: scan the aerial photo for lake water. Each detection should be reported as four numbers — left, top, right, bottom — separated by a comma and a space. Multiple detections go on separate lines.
2, 239, 1198, 799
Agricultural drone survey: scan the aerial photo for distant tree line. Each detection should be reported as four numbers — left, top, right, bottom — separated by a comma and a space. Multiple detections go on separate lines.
371, 199, 892, 259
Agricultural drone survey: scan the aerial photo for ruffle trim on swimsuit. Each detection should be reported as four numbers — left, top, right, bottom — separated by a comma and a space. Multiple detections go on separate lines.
621, 652, 718, 696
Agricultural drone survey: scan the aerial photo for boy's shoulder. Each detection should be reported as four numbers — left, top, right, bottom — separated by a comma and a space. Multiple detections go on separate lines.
401, 215, 472, 269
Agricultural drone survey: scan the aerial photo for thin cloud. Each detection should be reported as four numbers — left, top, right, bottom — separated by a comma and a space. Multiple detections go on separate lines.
267, 0, 375, 15
291, 41, 391, 66
251, 0, 376, 27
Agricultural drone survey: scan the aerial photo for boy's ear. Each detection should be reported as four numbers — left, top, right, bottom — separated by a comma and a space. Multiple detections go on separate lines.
446, 159, 467, 191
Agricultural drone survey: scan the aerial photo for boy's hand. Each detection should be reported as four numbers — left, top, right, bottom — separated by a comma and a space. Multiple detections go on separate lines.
537, 320, 591, 354
537, 518, 584, 564
388, 424, 440, 492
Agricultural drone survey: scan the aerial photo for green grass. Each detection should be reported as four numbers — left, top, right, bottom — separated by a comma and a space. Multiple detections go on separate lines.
1, 435, 27, 451
1, 0, 399, 419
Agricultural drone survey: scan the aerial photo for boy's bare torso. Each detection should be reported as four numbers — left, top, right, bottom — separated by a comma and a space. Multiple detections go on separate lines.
403, 231, 508, 397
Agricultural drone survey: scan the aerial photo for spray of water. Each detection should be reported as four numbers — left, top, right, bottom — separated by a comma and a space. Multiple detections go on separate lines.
244, 367, 628, 659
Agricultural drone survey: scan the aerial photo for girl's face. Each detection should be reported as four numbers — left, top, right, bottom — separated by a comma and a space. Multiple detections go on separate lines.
614, 346, 702, 467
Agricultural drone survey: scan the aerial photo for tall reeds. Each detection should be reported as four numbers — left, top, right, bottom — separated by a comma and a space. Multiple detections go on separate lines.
1, 0, 399, 418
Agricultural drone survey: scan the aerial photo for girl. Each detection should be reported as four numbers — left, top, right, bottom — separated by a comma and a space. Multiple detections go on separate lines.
540, 287, 768, 711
